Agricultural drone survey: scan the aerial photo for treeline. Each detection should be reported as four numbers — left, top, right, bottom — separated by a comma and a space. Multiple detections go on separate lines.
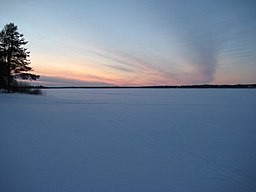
38, 84, 256, 89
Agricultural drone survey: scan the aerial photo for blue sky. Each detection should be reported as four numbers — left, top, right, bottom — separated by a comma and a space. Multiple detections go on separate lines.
1, 0, 256, 86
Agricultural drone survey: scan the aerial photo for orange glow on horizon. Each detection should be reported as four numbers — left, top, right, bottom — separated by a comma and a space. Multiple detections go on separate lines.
31, 54, 181, 86
35, 68, 181, 86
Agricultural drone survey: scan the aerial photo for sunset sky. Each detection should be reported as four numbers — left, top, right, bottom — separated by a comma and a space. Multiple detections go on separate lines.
1, 0, 256, 86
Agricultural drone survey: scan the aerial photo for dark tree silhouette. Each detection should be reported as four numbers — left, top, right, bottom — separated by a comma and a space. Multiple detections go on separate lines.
0, 23, 39, 92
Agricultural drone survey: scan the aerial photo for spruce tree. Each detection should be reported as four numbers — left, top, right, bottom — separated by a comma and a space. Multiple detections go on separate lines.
0, 23, 39, 92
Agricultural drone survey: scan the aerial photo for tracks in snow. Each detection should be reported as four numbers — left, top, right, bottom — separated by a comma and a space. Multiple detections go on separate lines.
116, 118, 256, 189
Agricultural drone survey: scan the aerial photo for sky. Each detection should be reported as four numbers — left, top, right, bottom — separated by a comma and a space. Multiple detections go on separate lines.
1, 0, 256, 86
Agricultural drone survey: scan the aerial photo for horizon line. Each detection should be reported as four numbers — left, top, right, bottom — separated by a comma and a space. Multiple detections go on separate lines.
25, 83, 256, 89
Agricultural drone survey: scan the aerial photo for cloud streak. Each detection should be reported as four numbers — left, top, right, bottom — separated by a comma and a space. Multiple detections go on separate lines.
172, 2, 226, 83
149, 0, 256, 84
31, 75, 112, 87
84, 46, 183, 85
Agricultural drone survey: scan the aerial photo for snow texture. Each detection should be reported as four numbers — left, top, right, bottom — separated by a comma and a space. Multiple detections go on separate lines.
0, 89, 256, 192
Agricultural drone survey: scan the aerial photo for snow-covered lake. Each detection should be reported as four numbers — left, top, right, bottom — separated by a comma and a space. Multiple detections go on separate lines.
1, 89, 256, 192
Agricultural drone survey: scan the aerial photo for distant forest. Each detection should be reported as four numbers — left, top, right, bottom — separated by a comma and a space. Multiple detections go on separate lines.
27, 84, 256, 89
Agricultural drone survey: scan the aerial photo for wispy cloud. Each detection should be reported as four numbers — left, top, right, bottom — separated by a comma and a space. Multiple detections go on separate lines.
84, 46, 182, 85
104, 64, 134, 73
149, 0, 256, 84
32, 75, 112, 87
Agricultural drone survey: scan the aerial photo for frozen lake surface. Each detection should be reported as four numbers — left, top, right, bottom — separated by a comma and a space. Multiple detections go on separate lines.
0, 89, 256, 192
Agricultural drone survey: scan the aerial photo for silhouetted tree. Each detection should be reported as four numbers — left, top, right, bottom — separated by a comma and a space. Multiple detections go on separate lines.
0, 23, 39, 92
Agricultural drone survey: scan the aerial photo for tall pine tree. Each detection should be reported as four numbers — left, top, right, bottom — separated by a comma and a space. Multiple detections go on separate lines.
0, 23, 39, 92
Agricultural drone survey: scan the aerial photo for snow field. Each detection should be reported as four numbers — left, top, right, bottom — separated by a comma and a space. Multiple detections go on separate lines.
0, 89, 256, 192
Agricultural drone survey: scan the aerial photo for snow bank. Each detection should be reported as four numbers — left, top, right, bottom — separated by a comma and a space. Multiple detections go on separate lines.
0, 89, 256, 192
